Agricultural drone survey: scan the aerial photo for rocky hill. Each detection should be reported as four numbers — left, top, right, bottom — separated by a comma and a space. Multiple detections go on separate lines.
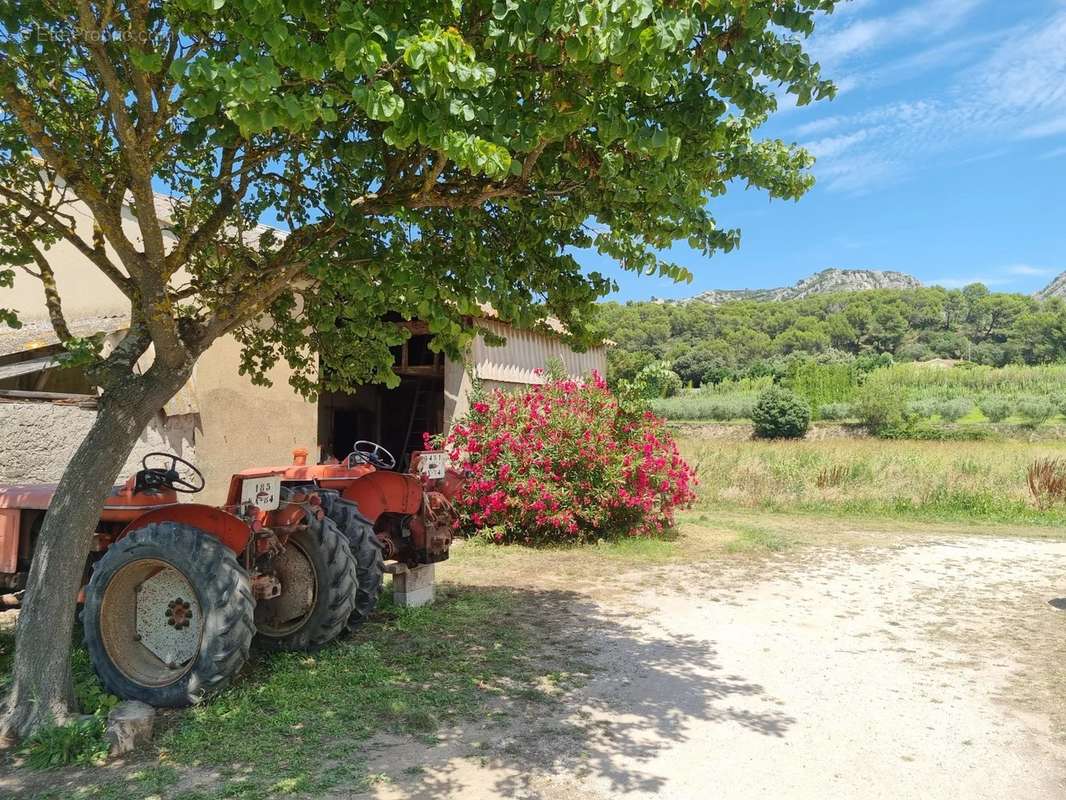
1035, 272, 1066, 300
689, 268, 923, 304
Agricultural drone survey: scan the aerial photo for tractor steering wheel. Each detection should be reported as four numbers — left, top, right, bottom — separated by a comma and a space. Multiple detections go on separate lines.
140, 452, 205, 493
347, 440, 396, 470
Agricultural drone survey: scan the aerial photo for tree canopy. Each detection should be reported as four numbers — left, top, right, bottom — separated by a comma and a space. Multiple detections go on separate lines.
2, 0, 837, 398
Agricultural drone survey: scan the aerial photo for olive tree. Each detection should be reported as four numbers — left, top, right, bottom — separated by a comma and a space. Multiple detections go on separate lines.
0, 0, 836, 739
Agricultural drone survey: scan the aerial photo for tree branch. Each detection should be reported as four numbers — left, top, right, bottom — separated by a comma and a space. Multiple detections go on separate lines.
15, 232, 73, 343
0, 184, 135, 298
0, 69, 143, 273
196, 225, 347, 346
74, 0, 166, 271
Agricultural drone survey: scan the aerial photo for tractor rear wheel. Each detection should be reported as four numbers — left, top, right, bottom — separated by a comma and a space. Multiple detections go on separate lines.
326, 499, 385, 629
254, 514, 357, 651
82, 522, 254, 707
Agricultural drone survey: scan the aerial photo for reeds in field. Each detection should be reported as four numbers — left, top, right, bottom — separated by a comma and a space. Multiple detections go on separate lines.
815, 463, 850, 488
1027, 458, 1066, 509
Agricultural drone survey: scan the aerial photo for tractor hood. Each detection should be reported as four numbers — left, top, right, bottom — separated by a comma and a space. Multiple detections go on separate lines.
0, 482, 179, 512
0, 483, 58, 510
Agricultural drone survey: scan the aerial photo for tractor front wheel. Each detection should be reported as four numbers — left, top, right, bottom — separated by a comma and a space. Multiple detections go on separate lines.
254, 514, 357, 651
82, 522, 255, 707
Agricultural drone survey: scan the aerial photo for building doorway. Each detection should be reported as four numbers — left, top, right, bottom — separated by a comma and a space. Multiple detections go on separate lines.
317, 323, 445, 468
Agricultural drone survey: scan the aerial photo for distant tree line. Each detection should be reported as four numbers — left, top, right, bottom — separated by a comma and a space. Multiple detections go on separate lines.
594, 285, 1066, 386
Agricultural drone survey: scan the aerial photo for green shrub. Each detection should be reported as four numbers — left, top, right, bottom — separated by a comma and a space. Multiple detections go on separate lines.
788, 361, 856, 410
1053, 392, 1066, 418
650, 393, 755, 421
446, 374, 697, 543
751, 387, 811, 439
978, 396, 1014, 422
937, 398, 973, 422
818, 402, 853, 421
21, 716, 109, 769
1018, 397, 1055, 427
904, 399, 938, 419
854, 384, 905, 432
633, 361, 683, 399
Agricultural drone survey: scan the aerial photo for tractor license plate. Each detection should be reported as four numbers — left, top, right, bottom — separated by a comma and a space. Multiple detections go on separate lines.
418, 452, 447, 480
241, 476, 281, 510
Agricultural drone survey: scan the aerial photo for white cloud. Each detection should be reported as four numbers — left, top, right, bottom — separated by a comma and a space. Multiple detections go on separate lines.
1021, 115, 1066, 139
834, 29, 1005, 95
811, 151, 902, 194
1006, 264, 1058, 277
810, 0, 984, 65
954, 148, 1009, 166
931, 265, 1062, 289
794, 101, 937, 139
805, 130, 871, 159
1040, 145, 1066, 160
795, 10, 1066, 193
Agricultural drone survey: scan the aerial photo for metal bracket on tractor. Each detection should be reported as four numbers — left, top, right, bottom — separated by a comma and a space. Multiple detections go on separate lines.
0, 443, 461, 708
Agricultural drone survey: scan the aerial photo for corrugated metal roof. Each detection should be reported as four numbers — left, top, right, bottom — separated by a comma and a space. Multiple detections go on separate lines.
472, 319, 606, 385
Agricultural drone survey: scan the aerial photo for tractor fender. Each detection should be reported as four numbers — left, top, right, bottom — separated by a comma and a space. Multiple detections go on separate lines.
340, 471, 423, 523
119, 504, 252, 555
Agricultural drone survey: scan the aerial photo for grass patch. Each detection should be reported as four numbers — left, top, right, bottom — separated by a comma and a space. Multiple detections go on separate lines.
0, 624, 120, 771
450, 530, 681, 567
154, 587, 532, 794
723, 523, 791, 554
591, 535, 679, 561
2, 586, 549, 799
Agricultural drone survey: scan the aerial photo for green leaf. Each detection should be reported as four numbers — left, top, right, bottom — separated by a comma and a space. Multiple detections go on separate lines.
361, 80, 404, 122
129, 50, 163, 73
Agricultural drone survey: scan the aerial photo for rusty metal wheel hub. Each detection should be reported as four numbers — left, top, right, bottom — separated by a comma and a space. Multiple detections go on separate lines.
254, 539, 317, 636
135, 567, 203, 668
99, 558, 205, 688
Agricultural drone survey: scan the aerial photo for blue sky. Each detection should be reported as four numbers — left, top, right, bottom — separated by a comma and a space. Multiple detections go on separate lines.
589, 0, 1066, 302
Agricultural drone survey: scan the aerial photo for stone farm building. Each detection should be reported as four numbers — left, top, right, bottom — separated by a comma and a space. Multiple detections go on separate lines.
0, 194, 605, 503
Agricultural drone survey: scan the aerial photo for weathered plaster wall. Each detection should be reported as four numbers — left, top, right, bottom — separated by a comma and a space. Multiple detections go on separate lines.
443, 357, 471, 429
0, 337, 315, 502
443, 371, 517, 427
191, 335, 318, 504
0, 402, 196, 484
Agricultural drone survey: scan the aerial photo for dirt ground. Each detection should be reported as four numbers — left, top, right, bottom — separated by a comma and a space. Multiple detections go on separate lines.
361, 532, 1066, 800
4, 523, 1066, 799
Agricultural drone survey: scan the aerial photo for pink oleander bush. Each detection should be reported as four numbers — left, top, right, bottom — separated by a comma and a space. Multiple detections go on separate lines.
436, 372, 697, 545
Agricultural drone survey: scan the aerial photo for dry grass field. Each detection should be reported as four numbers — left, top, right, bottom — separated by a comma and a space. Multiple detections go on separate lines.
678, 434, 1066, 526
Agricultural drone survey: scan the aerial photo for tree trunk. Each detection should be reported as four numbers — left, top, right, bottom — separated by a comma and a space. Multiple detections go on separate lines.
0, 365, 190, 743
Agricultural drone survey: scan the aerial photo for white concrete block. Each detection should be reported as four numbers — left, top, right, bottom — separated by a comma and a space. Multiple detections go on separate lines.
393, 564, 435, 607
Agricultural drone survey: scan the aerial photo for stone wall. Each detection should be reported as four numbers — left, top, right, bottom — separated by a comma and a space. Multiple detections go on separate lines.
0, 400, 197, 484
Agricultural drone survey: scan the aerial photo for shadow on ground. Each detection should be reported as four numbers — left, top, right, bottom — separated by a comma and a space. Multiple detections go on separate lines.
360, 584, 792, 799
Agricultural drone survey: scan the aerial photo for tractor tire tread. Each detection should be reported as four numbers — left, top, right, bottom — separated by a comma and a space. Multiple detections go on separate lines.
325, 500, 385, 630
82, 522, 254, 708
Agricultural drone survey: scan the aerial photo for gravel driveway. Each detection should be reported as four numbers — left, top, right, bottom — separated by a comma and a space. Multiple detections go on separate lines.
368, 535, 1066, 799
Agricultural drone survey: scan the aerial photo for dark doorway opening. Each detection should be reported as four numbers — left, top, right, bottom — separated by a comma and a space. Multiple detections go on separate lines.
317, 324, 446, 468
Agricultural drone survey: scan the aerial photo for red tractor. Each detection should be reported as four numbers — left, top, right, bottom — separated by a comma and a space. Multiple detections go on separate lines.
0, 441, 457, 707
